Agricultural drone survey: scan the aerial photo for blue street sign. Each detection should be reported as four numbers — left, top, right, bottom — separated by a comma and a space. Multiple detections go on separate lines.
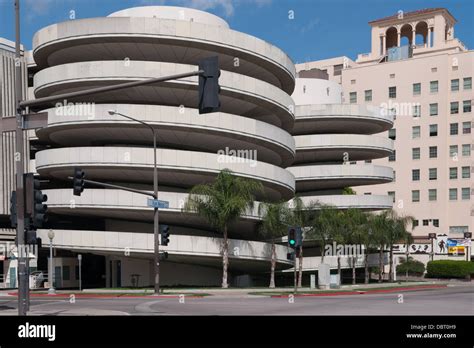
147, 199, 169, 209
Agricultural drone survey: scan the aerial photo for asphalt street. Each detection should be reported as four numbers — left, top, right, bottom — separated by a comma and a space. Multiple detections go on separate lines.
0, 285, 472, 316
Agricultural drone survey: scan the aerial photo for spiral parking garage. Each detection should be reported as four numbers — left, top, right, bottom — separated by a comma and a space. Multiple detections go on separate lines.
26, 6, 393, 287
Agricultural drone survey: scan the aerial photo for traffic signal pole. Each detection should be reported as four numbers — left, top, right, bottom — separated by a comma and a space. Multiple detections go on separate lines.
153, 132, 160, 295
14, 0, 28, 316
294, 257, 297, 294
19, 70, 204, 110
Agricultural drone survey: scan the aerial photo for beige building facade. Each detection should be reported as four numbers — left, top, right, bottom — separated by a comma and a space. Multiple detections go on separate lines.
298, 8, 473, 247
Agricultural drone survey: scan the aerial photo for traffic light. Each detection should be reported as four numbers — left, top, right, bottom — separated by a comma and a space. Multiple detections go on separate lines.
73, 168, 85, 196
24, 174, 48, 229
26, 230, 42, 247
288, 226, 303, 249
198, 56, 221, 114
160, 225, 170, 246
288, 227, 296, 249
24, 174, 47, 245
10, 191, 17, 228
287, 252, 295, 261
33, 178, 48, 228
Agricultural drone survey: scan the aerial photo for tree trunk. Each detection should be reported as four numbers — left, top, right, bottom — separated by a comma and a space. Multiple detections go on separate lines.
378, 245, 383, 283
222, 225, 229, 288
405, 249, 410, 280
269, 242, 276, 288
389, 245, 394, 282
337, 256, 341, 278
297, 246, 303, 288
364, 252, 369, 284
336, 255, 341, 287
321, 241, 325, 264
352, 256, 356, 285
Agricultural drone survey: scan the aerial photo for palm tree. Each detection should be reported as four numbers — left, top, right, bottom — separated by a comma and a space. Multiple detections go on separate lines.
385, 210, 414, 282
345, 209, 368, 285
403, 231, 415, 279
258, 201, 291, 288
370, 211, 390, 283
363, 215, 378, 284
184, 169, 263, 288
327, 208, 347, 280
308, 204, 338, 267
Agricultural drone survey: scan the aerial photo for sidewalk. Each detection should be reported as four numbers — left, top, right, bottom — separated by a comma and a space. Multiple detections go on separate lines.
81, 279, 467, 296
1, 279, 470, 298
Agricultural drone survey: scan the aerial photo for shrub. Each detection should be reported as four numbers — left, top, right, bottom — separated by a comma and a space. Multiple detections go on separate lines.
396, 258, 425, 276
426, 260, 474, 279
342, 187, 356, 195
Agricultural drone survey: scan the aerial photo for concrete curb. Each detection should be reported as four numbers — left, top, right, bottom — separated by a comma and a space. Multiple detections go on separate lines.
269, 284, 448, 298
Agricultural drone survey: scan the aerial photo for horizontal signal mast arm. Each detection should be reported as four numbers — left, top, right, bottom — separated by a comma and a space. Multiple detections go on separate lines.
19, 70, 205, 110
67, 177, 156, 199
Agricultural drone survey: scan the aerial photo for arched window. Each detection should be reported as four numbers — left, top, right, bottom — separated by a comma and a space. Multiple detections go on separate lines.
386, 27, 398, 49
400, 24, 413, 46
415, 21, 428, 46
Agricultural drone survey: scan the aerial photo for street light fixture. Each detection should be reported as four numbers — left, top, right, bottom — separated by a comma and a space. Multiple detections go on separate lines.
47, 229, 55, 295
107, 110, 161, 295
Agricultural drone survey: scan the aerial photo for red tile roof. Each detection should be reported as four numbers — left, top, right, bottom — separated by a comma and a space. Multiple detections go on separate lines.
369, 8, 454, 24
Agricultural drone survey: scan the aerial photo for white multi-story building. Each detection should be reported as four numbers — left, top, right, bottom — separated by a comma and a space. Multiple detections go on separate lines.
298, 8, 473, 263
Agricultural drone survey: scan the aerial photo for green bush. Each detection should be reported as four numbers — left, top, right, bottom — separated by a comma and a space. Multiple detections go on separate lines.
397, 259, 425, 276
426, 260, 474, 279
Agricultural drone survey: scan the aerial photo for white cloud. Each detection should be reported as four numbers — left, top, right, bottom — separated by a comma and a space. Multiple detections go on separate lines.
140, 0, 272, 17
300, 18, 320, 34
22, 0, 273, 19
24, 0, 55, 16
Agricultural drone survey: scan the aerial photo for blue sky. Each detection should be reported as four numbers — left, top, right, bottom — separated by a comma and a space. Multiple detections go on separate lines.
0, 0, 472, 62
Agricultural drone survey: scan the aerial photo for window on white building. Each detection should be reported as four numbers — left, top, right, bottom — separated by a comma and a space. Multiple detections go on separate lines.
413, 83, 421, 95
412, 190, 420, 202
449, 188, 458, 201
461, 188, 470, 200
463, 77, 472, 90
461, 166, 470, 179
451, 79, 459, 92
412, 126, 421, 138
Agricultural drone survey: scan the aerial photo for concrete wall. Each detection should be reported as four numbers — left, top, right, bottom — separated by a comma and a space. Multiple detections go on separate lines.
116, 256, 222, 287
48, 257, 79, 289
292, 78, 342, 105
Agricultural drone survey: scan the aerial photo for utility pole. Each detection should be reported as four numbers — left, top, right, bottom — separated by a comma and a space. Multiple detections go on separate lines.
293, 255, 297, 294
14, 0, 28, 316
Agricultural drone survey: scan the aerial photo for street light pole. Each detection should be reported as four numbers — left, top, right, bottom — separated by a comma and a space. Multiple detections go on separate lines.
47, 230, 55, 295
107, 110, 160, 295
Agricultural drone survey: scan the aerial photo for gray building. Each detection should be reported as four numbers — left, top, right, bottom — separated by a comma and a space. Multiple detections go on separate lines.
0, 37, 29, 242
